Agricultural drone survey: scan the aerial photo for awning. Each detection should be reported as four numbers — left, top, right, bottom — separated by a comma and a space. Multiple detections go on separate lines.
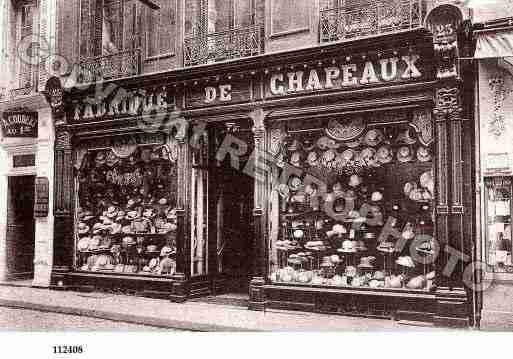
474, 27, 513, 59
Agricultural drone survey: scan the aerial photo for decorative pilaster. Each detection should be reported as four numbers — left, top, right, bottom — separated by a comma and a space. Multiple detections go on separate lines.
170, 129, 190, 303
248, 107, 268, 311
427, 3, 472, 328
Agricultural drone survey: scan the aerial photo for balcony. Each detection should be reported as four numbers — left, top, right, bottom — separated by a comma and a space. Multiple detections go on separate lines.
320, 0, 426, 43
77, 49, 141, 84
10, 84, 37, 99
184, 24, 264, 67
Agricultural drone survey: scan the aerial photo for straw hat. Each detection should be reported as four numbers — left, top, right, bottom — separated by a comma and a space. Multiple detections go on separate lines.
160, 246, 175, 257
322, 149, 336, 164
288, 176, 302, 191
371, 191, 383, 202
105, 206, 118, 219
376, 146, 393, 164
417, 146, 432, 162
360, 147, 376, 163
358, 256, 375, 269
397, 146, 413, 163
364, 129, 384, 147
78, 237, 91, 252
108, 223, 122, 235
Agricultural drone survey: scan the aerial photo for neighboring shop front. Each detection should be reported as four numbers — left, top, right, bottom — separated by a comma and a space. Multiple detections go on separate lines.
473, 18, 513, 327
51, 3, 477, 327
0, 97, 55, 287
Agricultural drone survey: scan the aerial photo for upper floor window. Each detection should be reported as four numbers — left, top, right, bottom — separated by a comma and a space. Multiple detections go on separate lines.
146, 0, 176, 58
17, 3, 38, 90
270, 0, 309, 36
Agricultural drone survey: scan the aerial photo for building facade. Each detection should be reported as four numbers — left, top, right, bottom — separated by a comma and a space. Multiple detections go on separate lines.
0, 0, 58, 287
39, 0, 482, 327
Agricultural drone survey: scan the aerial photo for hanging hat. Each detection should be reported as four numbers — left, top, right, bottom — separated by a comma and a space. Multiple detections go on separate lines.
397, 146, 413, 163
307, 151, 319, 166
396, 128, 417, 145
126, 211, 139, 220
115, 210, 126, 222
146, 244, 159, 253
288, 139, 302, 151
376, 146, 393, 164
420, 170, 433, 188
77, 222, 90, 235
417, 146, 432, 162
317, 136, 331, 150
327, 138, 341, 149
302, 137, 316, 151
290, 152, 302, 167
364, 129, 384, 147
158, 198, 168, 205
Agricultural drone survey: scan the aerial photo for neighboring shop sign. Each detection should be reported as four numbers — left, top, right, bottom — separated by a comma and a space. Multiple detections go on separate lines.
265, 53, 425, 97
34, 177, 50, 218
186, 80, 251, 108
1, 111, 38, 137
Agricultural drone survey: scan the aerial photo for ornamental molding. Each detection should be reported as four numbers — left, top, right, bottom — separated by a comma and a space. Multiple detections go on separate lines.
488, 73, 513, 138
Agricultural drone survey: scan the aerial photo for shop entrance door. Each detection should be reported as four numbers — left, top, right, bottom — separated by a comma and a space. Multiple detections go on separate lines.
216, 165, 254, 294
5, 175, 35, 280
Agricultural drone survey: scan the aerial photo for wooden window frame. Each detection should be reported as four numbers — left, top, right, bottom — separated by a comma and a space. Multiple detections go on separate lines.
269, 0, 310, 38
144, 0, 177, 61
15, 1, 38, 90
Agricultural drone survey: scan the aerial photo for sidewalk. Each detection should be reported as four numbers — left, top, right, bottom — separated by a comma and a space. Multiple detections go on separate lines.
0, 284, 441, 331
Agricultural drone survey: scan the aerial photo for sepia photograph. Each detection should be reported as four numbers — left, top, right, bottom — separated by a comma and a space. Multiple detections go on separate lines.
0, 0, 513, 355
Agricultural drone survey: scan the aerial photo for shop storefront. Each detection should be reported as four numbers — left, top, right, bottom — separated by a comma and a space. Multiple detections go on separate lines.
473, 17, 513, 327
51, 3, 477, 328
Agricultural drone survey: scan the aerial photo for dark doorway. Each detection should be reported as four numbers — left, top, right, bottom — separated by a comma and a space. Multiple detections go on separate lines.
6, 175, 35, 280
216, 163, 254, 294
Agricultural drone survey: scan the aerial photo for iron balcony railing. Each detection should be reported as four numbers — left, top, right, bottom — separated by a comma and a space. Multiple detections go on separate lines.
10, 84, 37, 99
184, 24, 264, 67
77, 48, 141, 83
320, 0, 426, 43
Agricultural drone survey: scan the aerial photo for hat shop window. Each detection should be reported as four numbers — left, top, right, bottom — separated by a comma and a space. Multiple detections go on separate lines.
268, 113, 436, 291
74, 144, 179, 276
484, 177, 513, 274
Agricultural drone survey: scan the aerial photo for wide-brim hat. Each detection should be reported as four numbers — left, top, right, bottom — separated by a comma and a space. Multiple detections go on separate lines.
88, 235, 101, 250
288, 176, 302, 191
397, 146, 413, 163
396, 128, 417, 145
420, 170, 433, 188
122, 236, 136, 246
377, 242, 395, 253
126, 211, 139, 220
417, 146, 432, 162
302, 138, 316, 151
77, 223, 90, 234
341, 149, 356, 163
158, 198, 168, 205
348, 174, 362, 187
338, 240, 357, 253
98, 237, 112, 249
322, 149, 336, 163
360, 147, 376, 162
364, 129, 384, 147
78, 237, 91, 251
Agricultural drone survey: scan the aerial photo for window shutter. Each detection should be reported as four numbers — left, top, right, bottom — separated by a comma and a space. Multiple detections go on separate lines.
19, 5, 34, 88
93, 0, 103, 55
235, 0, 253, 28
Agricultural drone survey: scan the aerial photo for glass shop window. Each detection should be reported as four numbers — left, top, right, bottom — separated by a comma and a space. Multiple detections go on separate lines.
268, 118, 436, 291
270, 0, 309, 35
74, 144, 179, 276
485, 177, 513, 273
